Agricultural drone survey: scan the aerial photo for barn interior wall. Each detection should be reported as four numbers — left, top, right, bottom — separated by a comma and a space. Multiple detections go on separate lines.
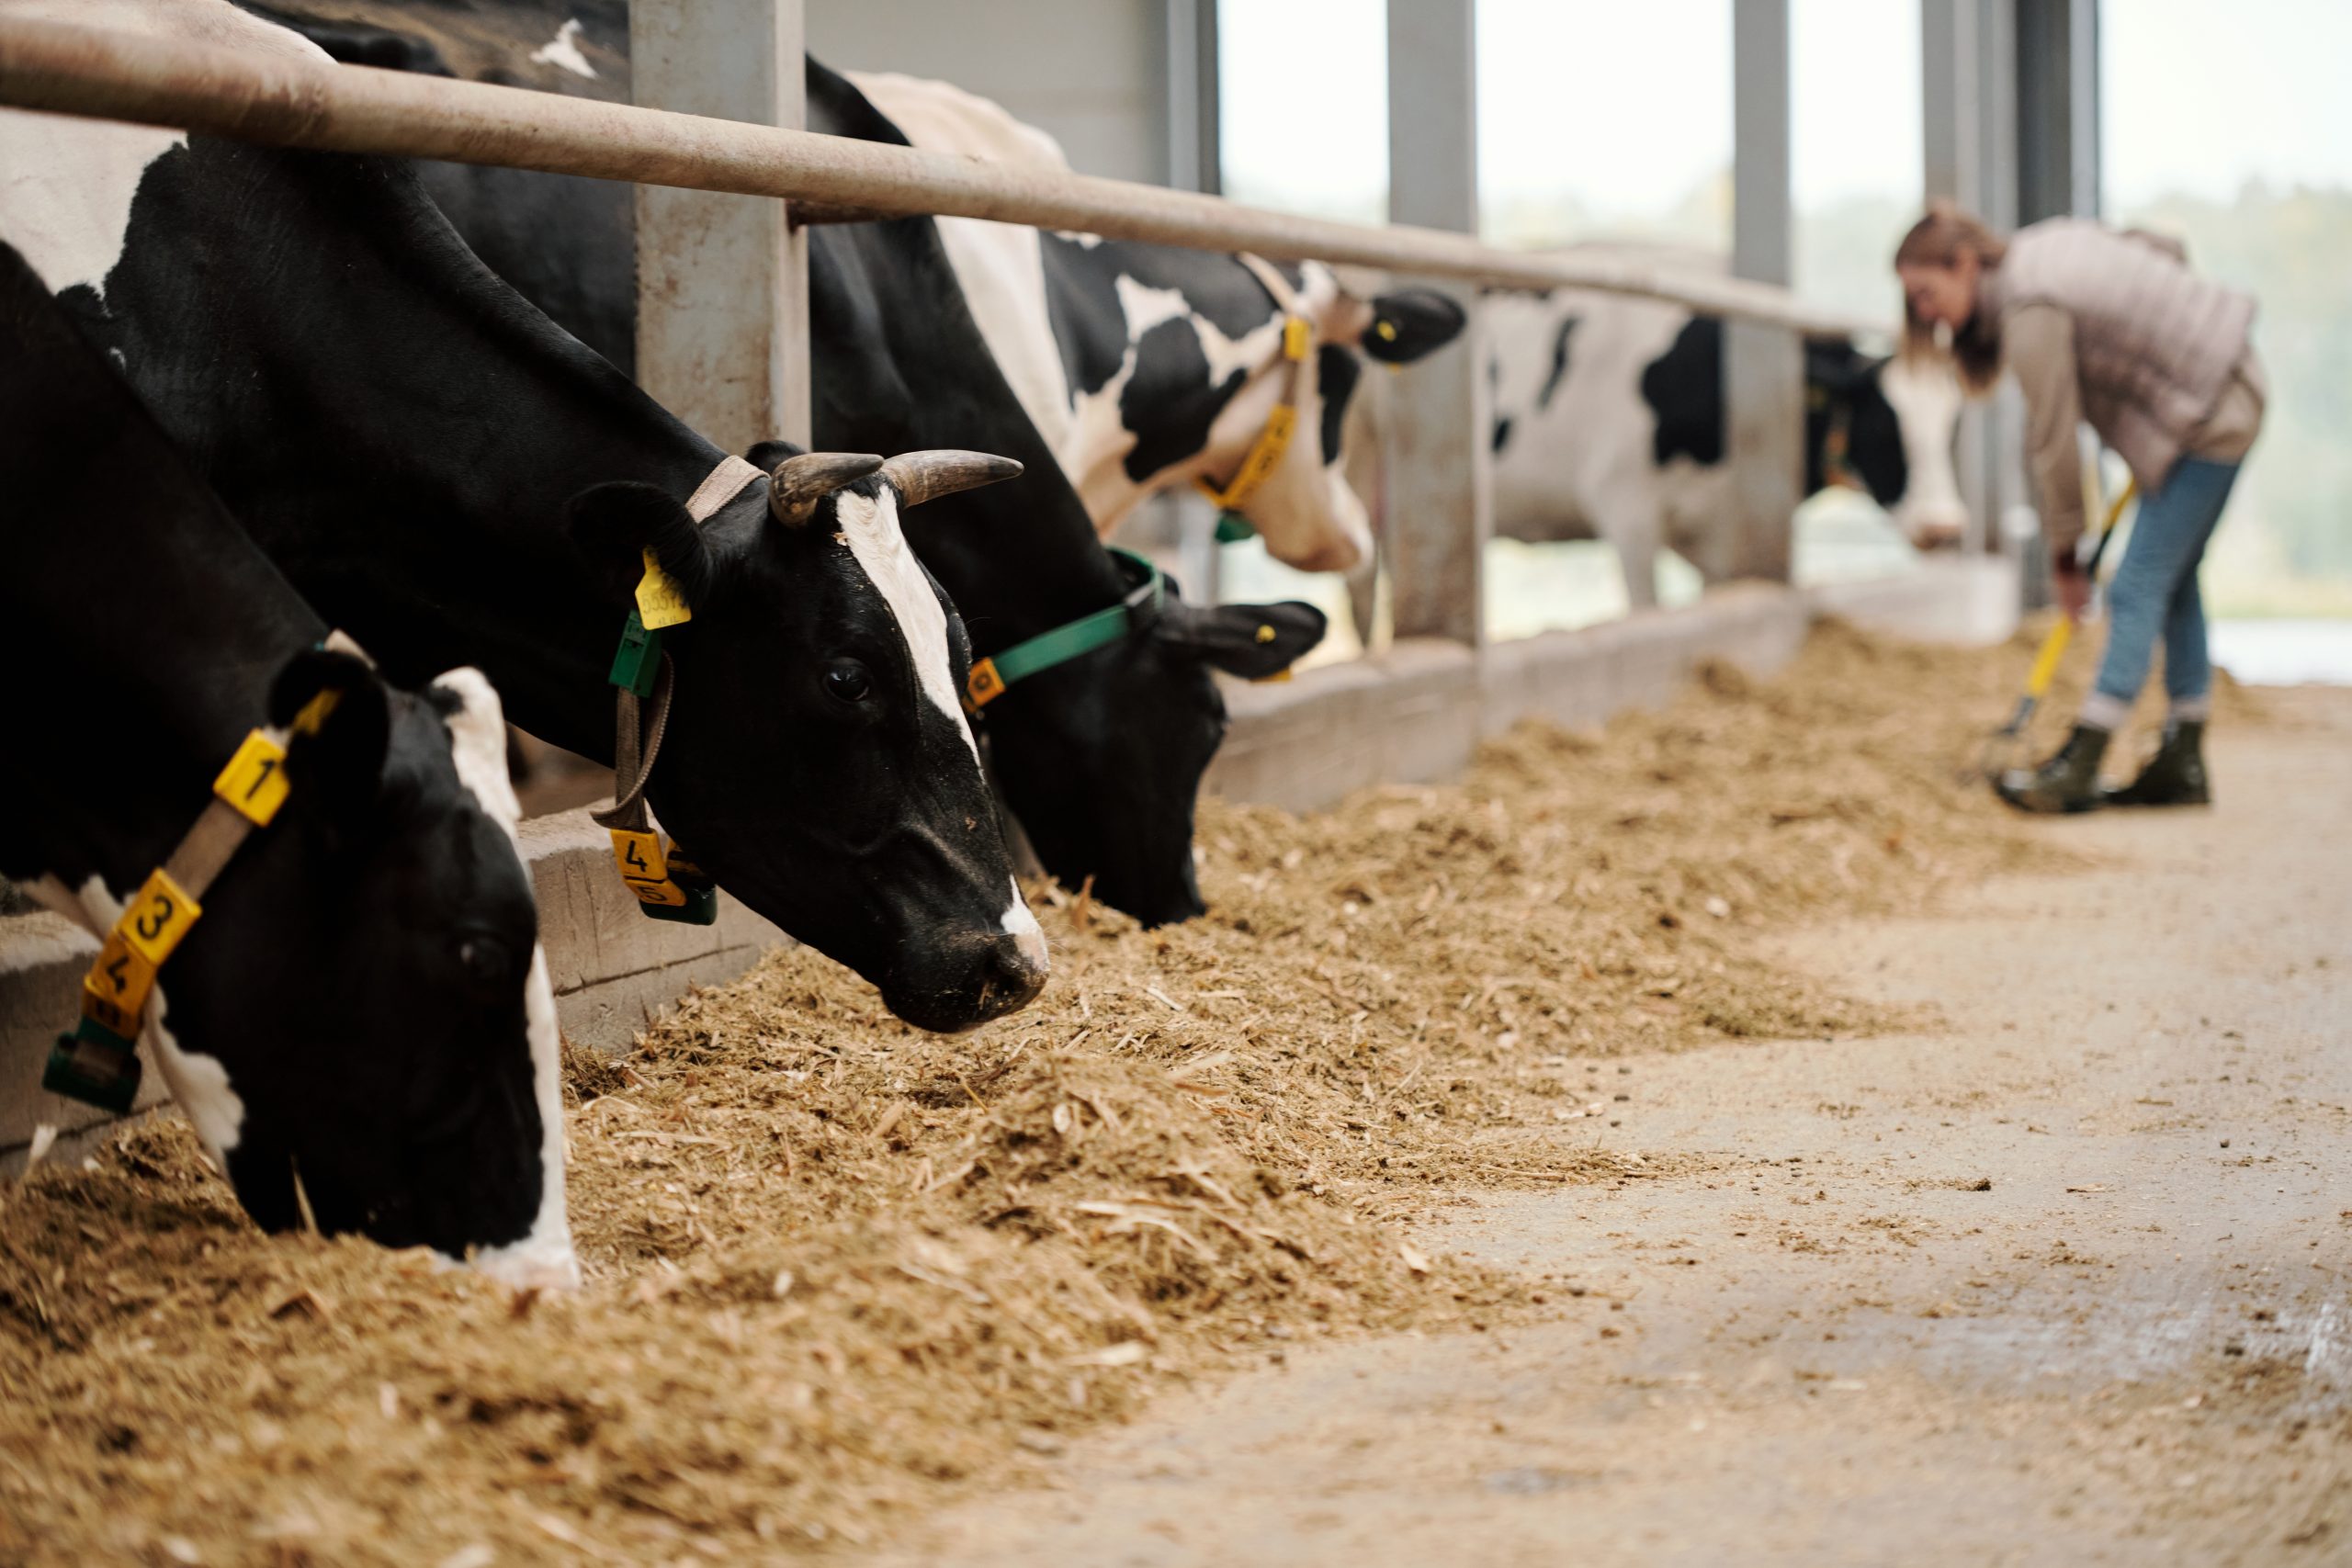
804, 0, 1174, 185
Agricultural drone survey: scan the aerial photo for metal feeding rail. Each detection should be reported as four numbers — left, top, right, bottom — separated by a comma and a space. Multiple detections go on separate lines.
0, 13, 1881, 338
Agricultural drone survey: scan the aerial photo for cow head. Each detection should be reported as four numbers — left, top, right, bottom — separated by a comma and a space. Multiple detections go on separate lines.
1204, 265, 1466, 573
571, 446, 1048, 1032
121, 649, 576, 1288
1805, 342, 1967, 547
971, 552, 1329, 925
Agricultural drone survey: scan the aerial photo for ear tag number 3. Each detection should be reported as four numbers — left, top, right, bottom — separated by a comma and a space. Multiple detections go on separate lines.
119, 868, 200, 968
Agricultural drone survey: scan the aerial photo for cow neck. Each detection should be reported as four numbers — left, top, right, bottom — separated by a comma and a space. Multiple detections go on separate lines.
136, 141, 733, 763
805, 264, 1128, 651
1, 314, 331, 890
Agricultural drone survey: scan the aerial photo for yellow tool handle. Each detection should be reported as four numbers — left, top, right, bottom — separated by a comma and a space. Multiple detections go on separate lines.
2024, 615, 2075, 699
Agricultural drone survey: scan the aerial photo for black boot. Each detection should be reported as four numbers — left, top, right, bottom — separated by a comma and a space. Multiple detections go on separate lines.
2104, 720, 2210, 807
1995, 725, 2110, 814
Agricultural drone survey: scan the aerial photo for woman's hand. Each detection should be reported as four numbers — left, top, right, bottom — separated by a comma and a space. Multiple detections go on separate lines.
2051, 557, 2091, 622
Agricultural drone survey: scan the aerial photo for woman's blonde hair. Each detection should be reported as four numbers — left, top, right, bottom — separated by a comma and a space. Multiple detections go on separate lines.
1894, 199, 2009, 393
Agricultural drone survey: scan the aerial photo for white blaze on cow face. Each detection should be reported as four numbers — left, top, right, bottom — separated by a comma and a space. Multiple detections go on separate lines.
429, 667, 579, 1290
831, 488, 984, 765
1001, 877, 1049, 972
1879, 355, 1968, 537
0, 1, 330, 293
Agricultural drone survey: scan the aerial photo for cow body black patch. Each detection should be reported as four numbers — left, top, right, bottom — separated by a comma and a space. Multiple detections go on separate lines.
1639, 317, 1725, 469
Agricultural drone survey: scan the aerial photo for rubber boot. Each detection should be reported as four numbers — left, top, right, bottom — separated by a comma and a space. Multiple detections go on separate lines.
1995, 725, 2110, 815
2104, 720, 2210, 807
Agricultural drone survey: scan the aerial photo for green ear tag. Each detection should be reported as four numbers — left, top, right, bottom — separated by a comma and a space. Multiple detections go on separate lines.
45, 1018, 142, 1113
639, 884, 718, 926
608, 609, 664, 698
1214, 512, 1258, 545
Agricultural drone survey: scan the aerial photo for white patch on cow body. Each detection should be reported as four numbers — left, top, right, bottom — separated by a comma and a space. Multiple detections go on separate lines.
1485, 272, 1734, 605
425, 668, 578, 1289
1114, 274, 1192, 342
39, 874, 247, 1157
0, 0, 329, 295
430, 668, 524, 839
831, 489, 984, 763
845, 70, 1077, 459
470, 947, 581, 1289
842, 67, 1374, 572
527, 17, 597, 79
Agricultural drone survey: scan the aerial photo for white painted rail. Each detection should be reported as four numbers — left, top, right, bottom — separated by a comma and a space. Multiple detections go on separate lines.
0, 13, 1883, 337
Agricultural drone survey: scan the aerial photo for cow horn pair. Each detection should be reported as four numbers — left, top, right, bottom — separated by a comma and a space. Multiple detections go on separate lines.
767, 449, 1024, 526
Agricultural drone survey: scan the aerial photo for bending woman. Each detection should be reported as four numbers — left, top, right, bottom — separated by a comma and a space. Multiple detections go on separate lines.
1894, 203, 2265, 813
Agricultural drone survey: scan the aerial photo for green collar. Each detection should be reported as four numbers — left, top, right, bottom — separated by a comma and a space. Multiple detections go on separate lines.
965, 547, 1164, 710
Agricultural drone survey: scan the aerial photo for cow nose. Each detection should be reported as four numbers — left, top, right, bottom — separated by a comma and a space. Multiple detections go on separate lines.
978, 937, 1048, 1017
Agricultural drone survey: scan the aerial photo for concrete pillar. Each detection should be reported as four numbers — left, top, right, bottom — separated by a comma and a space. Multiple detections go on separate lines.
631, 0, 810, 453
1722, 0, 1801, 586
1383, 0, 1489, 648
1923, 0, 2025, 558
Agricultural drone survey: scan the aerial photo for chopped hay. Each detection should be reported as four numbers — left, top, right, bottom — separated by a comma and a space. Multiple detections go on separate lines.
0, 619, 2254, 1562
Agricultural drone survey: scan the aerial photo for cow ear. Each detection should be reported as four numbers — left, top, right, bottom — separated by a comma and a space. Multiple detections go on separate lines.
268, 648, 391, 829
1151, 599, 1328, 678
567, 480, 715, 608
745, 438, 797, 472
1352, 288, 1467, 365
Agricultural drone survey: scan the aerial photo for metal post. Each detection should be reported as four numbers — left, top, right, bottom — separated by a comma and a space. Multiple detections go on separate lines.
1922, 0, 2024, 558
631, 0, 808, 454
2016, 0, 2099, 222
1724, 0, 1800, 586
1165, 0, 1220, 197
1383, 0, 1487, 648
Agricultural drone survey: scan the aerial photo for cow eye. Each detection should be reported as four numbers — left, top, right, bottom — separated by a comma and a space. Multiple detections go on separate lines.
455, 935, 516, 993
823, 659, 874, 705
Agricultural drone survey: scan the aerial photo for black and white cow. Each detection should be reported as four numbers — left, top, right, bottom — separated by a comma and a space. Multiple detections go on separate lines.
0, 238, 575, 1285
0, 0, 1048, 1032
1481, 265, 1967, 605
851, 70, 1468, 576
259, 2, 1331, 928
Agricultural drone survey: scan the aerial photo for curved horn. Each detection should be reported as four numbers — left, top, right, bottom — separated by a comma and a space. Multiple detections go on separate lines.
766, 451, 884, 527
878, 450, 1025, 510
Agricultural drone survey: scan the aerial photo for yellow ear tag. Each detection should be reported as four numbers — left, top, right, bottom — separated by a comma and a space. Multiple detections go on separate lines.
636, 549, 694, 631
119, 868, 200, 968
1375, 319, 1398, 342
1254, 624, 1276, 644
1283, 316, 1312, 361
213, 730, 292, 827
288, 687, 341, 737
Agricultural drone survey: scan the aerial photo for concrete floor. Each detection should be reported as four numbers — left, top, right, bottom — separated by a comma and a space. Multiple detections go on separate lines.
875, 694, 2352, 1567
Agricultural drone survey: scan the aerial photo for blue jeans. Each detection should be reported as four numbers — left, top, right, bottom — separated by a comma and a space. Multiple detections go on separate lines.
2088, 456, 2241, 723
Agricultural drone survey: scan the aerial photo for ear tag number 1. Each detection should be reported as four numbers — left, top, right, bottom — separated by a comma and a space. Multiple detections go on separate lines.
213, 730, 291, 827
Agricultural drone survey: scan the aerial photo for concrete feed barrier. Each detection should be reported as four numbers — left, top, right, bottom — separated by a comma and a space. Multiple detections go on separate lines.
0, 561, 2013, 1170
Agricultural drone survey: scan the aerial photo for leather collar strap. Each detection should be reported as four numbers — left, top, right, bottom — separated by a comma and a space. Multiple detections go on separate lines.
45, 640, 355, 1112
1194, 253, 1315, 522
966, 548, 1165, 710
593, 455, 763, 925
